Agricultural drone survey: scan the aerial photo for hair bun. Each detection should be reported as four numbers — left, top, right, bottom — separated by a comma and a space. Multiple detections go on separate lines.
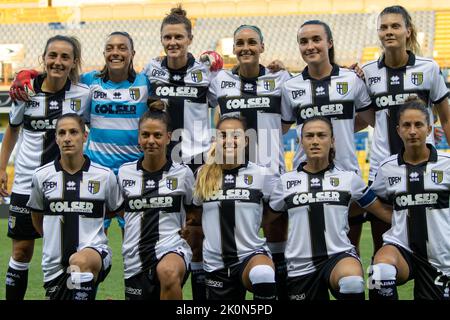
170, 5, 187, 17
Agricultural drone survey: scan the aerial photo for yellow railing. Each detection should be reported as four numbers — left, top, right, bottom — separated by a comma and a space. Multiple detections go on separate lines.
434, 11, 450, 68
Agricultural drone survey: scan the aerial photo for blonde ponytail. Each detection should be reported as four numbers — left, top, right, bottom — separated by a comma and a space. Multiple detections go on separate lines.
194, 142, 222, 201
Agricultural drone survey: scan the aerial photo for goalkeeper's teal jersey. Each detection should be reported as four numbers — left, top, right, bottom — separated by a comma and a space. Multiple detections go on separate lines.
82, 71, 150, 174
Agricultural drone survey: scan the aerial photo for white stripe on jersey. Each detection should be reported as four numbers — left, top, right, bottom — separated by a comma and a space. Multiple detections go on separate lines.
362, 52, 450, 181
270, 165, 375, 277
87, 141, 141, 156
90, 114, 139, 131
10, 78, 90, 195
281, 65, 371, 173
370, 145, 450, 275
208, 67, 291, 174
142, 54, 213, 161
118, 160, 194, 279
27, 157, 123, 282
193, 162, 277, 272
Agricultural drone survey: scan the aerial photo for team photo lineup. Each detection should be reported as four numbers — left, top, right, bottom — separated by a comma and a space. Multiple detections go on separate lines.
1, 0, 450, 301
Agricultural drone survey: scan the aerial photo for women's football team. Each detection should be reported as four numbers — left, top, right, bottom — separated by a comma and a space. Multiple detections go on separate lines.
2, 4, 450, 300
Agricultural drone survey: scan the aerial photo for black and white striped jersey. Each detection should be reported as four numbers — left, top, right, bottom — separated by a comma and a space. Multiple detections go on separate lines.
118, 159, 194, 279
281, 64, 371, 173
193, 161, 276, 272
27, 156, 123, 282
362, 52, 449, 181
142, 54, 213, 163
208, 66, 291, 174
370, 145, 450, 275
269, 164, 376, 277
9, 75, 90, 195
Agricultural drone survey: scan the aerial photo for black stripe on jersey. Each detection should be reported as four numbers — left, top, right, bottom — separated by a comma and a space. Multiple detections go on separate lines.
238, 76, 259, 133
284, 190, 351, 209
219, 171, 239, 267
295, 100, 355, 125
405, 166, 429, 258
152, 84, 208, 129
60, 172, 81, 267
378, 66, 430, 155
137, 170, 163, 271
307, 173, 328, 266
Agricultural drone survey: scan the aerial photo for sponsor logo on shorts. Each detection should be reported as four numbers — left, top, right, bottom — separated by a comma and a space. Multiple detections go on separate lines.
9, 205, 30, 214
289, 293, 306, 300
125, 286, 142, 296
205, 279, 223, 288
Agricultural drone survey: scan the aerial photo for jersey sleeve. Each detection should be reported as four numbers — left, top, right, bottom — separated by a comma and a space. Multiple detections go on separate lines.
354, 76, 372, 112
281, 83, 295, 124
369, 165, 388, 201
80, 71, 97, 86
8, 100, 26, 127
184, 167, 196, 206
27, 172, 44, 212
430, 61, 450, 104
105, 170, 124, 212
262, 169, 279, 203
207, 74, 219, 108
268, 177, 286, 213
350, 172, 377, 208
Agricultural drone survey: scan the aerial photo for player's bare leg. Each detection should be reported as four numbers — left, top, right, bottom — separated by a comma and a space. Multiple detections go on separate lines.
157, 253, 186, 300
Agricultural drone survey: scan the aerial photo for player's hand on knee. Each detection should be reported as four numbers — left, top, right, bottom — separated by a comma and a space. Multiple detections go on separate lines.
9, 69, 39, 102
199, 50, 223, 72
0, 169, 9, 197
267, 60, 286, 73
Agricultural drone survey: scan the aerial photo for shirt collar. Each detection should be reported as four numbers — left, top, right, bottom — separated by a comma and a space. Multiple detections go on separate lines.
397, 143, 438, 166
137, 157, 173, 175
161, 53, 196, 72
297, 161, 335, 174
301, 63, 339, 81
378, 50, 416, 69
54, 155, 91, 173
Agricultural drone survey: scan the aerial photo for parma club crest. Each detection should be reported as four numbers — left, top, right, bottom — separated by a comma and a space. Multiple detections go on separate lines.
191, 70, 203, 83
244, 174, 253, 185
70, 99, 81, 112
8, 216, 16, 229
129, 88, 141, 100
336, 82, 348, 95
263, 79, 275, 91
411, 72, 423, 86
431, 170, 443, 184
87, 180, 100, 194
166, 177, 178, 190
330, 177, 340, 187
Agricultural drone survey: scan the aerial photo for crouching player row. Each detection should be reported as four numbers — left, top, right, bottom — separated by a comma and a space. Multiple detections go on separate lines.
26, 97, 450, 300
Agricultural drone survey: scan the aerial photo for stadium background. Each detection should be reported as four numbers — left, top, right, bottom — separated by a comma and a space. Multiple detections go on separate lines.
0, 0, 449, 300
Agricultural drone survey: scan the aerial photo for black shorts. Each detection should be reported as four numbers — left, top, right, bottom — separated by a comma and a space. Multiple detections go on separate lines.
287, 248, 360, 300
205, 250, 270, 300
389, 243, 450, 300
43, 248, 111, 300
124, 251, 189, 300
7, 193, 41, 240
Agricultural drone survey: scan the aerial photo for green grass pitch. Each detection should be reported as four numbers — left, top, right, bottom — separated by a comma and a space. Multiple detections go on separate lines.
0, 219, 413, 300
